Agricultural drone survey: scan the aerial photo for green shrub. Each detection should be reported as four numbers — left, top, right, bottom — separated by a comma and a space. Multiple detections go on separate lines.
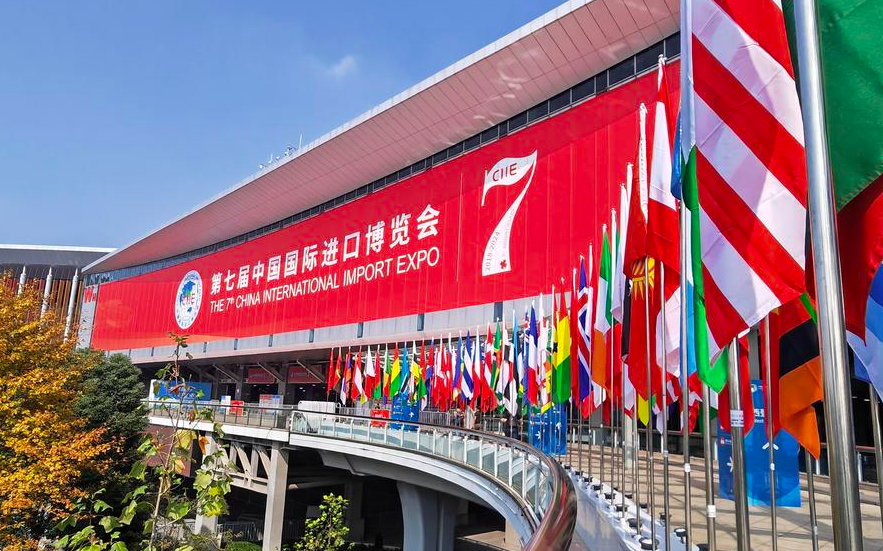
226, 541, 262, 551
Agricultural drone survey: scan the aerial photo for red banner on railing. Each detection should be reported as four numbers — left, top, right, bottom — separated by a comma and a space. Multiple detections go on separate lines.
90, 63, 679, 351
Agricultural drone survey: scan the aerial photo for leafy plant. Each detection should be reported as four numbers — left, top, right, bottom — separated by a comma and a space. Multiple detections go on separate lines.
55, 334, 234, 551
293, 494, 352, 551
225, 542, 261, 551
0, 274, 111, 550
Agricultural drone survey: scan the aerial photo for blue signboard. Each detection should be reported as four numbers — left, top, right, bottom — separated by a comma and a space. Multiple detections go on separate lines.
389, 397, 419, 431
151, 380, 213, 402
528, 405, 568, 455
717, 380, 801, 507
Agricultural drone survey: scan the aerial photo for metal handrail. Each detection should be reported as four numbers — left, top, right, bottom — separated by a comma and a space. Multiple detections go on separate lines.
145, 400, 576, 550
289, 408, 576, 551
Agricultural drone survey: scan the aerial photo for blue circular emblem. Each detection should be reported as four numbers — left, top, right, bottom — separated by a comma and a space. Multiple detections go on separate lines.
174, 270, 202, 330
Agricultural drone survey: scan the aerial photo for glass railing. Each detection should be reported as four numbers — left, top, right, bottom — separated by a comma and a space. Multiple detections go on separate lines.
145, 400, 577, 550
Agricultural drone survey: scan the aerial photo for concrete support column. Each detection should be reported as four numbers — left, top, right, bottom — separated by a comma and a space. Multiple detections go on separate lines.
344, 481, 364, 542
194, 512, 218, 536
262, 442, 289, 551
437, 493, 459, 551
195, 437, 219, 536
235, 365, 245, 401
396, 482, 457, 551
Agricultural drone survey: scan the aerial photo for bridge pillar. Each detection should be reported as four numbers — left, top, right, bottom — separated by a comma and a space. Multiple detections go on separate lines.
262, 442, 288, 551
235, 365, 244, 400
344, 481, 364, 541
396, 482, 457, 551
195, 436, 219, 535
194, 512, 218, 535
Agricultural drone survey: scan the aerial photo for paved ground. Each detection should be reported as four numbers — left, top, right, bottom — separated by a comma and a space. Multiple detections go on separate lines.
564, 444, 883, 550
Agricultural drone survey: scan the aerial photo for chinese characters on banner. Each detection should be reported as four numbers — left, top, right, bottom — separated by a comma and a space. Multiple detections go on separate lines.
89, 63, 678, 351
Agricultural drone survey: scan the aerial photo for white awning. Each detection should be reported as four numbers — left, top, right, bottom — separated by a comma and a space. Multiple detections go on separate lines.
85, 0, 677, 275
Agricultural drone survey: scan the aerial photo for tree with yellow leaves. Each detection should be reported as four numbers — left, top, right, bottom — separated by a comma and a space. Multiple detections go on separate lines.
0, 274, 111, 550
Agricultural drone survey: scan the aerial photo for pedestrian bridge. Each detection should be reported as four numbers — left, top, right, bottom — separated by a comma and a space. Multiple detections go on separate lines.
146, 401, 579, 550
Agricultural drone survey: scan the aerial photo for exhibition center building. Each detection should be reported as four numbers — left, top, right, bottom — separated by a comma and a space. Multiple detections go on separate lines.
80, 0, 680, 403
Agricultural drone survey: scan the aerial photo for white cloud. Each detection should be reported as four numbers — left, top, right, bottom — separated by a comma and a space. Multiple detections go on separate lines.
327, 54, 356, 78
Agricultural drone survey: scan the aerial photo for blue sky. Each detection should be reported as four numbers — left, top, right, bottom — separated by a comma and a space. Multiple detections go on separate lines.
0, 1, 562, 248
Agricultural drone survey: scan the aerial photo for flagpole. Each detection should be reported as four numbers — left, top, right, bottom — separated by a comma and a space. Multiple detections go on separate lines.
762, 317, 779, 550
805, 452, 820, 551
660, 263, 671, 550
620, 356, 627, 518
679, 199, 693, 550
793, 0, 864, 547
643, 257, 657, 550
605, 314, 616, 505
869, 384, 883, 536
726, 341, 751, 551
633, 395, 641, 537
702, 383, 717, 551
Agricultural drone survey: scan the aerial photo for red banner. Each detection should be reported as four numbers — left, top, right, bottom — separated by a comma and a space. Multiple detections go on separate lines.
91, 63, 679, 351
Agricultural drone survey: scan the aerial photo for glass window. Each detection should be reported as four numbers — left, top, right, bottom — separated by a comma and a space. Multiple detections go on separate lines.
549, 89, 571, 112
664, 33, 680, 58
635, 42, 664, 73
480, 126, 499, 143
447, 142, 464, 157
595, 72, 608, 94
572, 78, 594, 102
608, 57, 635, 86
507, 111, 527, 132
528, 102, 549, 122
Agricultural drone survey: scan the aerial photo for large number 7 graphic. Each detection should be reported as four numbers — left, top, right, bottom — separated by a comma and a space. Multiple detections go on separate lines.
480, 151, 538, 276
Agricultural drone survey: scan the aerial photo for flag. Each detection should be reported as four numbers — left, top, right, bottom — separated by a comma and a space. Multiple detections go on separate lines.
682, 147, 725, 391
849, 262, 883, 402
763, 298, 823, 458
648, 57, 680, 274
326, 348, 338, 396
527, 304, 540, 407
553, 288, 572, 404
789, 0, 883, 209
680, 177, 704, 432
592, 227, 612, 391
472, 330, 483, 409
382, 345, 391, 401
389, 345, 403, 399
414, 341, 426, 407
485, 325, 498, 411
612, 174, 632, 323
352, 350, 364, 403
796, 1, 883, 341
340, 350, 352, 406
576, 257, 593, 412
506, 311, 518, 415
569, 270, 581, 402
538, 295, 552, 411
687, 0, 808, 377
494, 321, 505, 406
372, 347, 383, 401
460, 332, 474, 400
837, 176, 883, 340
364, 347, 376, 399
623, 105, 662, 401
623, 105, 649, 273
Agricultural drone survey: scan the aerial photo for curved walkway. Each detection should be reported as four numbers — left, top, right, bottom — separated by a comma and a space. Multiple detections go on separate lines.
146, 401, 577, 550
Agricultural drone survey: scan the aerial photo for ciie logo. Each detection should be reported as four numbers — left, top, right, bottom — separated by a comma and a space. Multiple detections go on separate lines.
174, 270, 202, 330
481, 151, 537, 276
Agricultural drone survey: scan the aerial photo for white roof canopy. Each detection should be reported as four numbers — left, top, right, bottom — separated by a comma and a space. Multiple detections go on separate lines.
86, 0, 677, 275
